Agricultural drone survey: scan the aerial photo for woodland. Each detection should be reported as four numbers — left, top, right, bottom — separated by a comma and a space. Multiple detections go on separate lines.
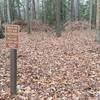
0, 0, 100, 99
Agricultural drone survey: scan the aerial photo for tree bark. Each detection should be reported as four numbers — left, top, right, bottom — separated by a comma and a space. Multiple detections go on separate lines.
32, 0, 36, 19
7, 0, 11, 23
71, 0, 75, 21
0, 5, 3, 21
4, 0, 8, 22
35, 0, 40, 19
55, 0, 61, 37
16, 0, 21, 19
96, 0, 100, 41
89, 0, 93, 29
26, 0, 32, 34
71, 0, 80, 21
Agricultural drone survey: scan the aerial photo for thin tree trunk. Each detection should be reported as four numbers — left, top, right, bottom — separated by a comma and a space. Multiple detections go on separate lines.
0, 17, 2, 28
74, 0, 80, 21
16, 0, 21, 19
23, 6, 26, 21
26, 0, 32, 34
32, 0, 36, 19
90, 0, 93, 29
43, 0, 47, 23
77, 0, 80, 20
4, 0, 8, 22
96, 0, 100, 41
35, 0, 40, 19
71, 0, 75, 21
55, 0, 61, 37
92, 0, 97, 29
71, 0, 80, 21
0, 5, 3, 20
10, 0, 15, 21
7, 0, 11, 23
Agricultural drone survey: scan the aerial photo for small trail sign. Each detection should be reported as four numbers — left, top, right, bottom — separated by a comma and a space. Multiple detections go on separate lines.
5, 24, 20, 95
5, 25, 20, 48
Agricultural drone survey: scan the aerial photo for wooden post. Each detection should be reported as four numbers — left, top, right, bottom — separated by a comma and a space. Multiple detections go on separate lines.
5, 25, 19, 95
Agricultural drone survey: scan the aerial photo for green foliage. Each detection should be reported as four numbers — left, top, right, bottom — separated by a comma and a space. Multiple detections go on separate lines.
40, 0, 91, 25
40, 0, 69, 25
45, 0, 56, 25
80, 3, 89, 20
0, 0, 96, 26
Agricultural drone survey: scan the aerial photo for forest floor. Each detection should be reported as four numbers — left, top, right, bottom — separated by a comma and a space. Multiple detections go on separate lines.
0, 28, 100, 100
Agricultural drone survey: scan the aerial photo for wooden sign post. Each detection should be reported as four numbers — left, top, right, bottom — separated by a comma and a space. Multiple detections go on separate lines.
5, 25, 19, 95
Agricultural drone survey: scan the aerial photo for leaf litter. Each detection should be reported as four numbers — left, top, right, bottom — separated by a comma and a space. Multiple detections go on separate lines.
0, 29, 100, 100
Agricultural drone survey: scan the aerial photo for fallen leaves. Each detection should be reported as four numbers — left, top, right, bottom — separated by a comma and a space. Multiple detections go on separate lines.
0, 29, 100, 99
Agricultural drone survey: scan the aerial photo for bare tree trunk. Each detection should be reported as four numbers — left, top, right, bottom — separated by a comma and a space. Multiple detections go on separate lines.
55, 0, 61, 37
92, 0, 97, 29
0, 17, 4, 38
42, 0, 47, 23
96, 0, 100, 41
75, 0, 80, 21
32, 0, 36, 19
10, 0, 15, 21
20, 2, 26, 20
26, 0, 32, 34
0, 17, 2, 28
0, 5, 3, 21
7, 0, 11, 23
23, 6, 26, 21
90, 0, 93, 29
16, 0, 21, 19
35, 0, 40, 19
71, 0, 80, 21
4, 0, 8, 22
71, 0, 75, 21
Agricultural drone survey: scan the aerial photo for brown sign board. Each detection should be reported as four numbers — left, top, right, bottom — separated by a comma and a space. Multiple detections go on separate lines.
5, 25, 20, 48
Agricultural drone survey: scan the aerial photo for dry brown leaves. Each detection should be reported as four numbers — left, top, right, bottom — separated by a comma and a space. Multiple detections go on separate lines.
0, 28, 100, 100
